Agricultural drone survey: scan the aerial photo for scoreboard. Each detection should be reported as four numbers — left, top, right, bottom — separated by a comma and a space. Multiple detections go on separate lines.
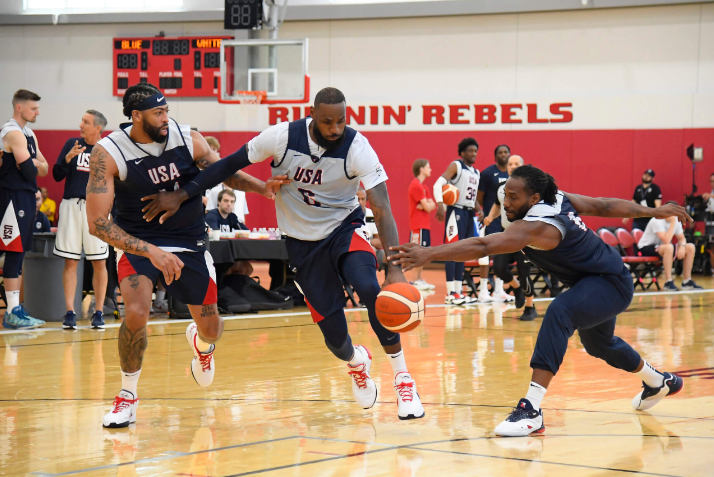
113, 36, 231, 97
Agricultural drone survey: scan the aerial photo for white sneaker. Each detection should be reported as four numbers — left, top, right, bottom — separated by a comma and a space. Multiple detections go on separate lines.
478, 289, 494, 303
491, 290, 515, 302
103, 390, 139, 428
152, 299, 169, 314
394, 372, 425, 420
347, 345, 377, 409
445, 292, 466, 305
462, 294, 478, 305
186, 323, 215, 388
412, 280, 435, 291
494, 398, 545, 437
632, 372, 684, 411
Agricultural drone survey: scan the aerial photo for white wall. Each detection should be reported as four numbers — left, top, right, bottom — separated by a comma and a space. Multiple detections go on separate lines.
0, 3, 712, 131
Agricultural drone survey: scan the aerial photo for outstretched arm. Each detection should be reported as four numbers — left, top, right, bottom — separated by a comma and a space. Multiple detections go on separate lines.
366, 182, 407, 284
564, 192, 691, 223
191, 130, 288, 198
388, 220, 560, 271
86, 144, 184, 284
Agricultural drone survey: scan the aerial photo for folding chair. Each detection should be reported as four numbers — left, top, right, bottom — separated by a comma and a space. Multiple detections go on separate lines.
599, 228, 661, 291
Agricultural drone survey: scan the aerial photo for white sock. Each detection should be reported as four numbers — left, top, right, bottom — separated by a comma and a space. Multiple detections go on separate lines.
446, 281, 454, 294
637, 360, 664, 388
387, 350, 408, 377
6, 290, 19, 310
494, 278, 504, 294
480, 279, 488, 294
452, 281, 462, 295
194, 333, 213, 353
155, 290, 166, 301
525, 381, 547, 411
121, 369, 141, 397
349, 346, 367, 366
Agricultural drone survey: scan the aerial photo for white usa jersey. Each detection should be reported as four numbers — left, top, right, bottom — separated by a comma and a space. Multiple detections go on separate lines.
448, 160, 480, 209
247, 118, 387, 241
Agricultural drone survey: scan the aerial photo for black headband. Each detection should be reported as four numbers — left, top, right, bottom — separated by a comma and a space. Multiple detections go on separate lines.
134, 93, 167, 112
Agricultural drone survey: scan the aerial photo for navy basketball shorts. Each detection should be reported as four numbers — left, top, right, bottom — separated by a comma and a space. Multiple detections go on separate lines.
444, 206, 475, 244
116, 249, 218, 305
410, 229, 431, 247
286, 208, 376, 323
0, 189, 36, 254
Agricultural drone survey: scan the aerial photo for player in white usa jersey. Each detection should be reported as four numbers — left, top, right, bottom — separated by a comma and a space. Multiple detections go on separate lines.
143, 88, 425, 420
433, 138, 486, 305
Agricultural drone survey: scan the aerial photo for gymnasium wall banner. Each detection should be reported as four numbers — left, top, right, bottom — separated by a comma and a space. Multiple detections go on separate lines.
267, 103, 573, 126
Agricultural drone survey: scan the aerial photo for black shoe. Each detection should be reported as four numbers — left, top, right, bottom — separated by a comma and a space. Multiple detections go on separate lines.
62, 311, 77, 329
217, 287, 251, 314
91, 311, 105, 329
519, 306, 537, 321
512, 286, 525, 308
681, 280, 703, 290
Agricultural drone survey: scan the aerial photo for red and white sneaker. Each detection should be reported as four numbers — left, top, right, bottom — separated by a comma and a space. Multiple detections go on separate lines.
347, 345, 377, 409
394, 372, 425, 420
103, 390, 139, 428
186, 323, 215, 388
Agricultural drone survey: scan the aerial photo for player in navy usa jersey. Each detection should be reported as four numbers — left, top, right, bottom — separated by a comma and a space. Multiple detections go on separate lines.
85, 83, 286, 428
0, 89, 49, 330
389, 165, 690, 436
142, 88, 426, 420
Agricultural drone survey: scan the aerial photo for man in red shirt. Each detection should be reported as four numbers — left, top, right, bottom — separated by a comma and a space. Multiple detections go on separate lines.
409, 159, 436, 290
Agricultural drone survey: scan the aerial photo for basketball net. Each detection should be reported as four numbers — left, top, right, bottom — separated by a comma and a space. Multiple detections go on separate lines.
233, 91, 267, 105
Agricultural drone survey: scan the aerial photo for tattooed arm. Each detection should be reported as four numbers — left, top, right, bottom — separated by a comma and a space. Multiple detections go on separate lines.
366, 182, 407, 286
86, 144, 184, 284
191, 130, 288, 197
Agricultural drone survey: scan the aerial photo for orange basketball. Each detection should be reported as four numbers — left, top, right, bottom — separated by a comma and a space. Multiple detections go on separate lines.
442, 184, 460, 206
375, 282, 425, 333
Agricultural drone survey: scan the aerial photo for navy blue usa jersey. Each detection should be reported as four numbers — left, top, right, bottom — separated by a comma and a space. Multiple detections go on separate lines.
480, 164, 509, 234
0, 119, 39, 191
98, 119, 206, 251
521, 192, 625, 287
53, 137, 93, 200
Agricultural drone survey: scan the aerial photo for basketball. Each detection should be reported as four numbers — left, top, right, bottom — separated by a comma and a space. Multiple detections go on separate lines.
442, 184, 460, 206
375, 282, 425, 332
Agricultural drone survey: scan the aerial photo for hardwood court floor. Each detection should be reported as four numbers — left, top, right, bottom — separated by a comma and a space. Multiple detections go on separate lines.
2, 274, 714, 476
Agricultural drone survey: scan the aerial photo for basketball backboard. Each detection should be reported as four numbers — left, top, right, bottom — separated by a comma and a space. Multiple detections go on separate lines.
218, 38, 309, 104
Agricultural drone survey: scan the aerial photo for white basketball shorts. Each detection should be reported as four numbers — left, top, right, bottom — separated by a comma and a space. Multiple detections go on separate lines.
53, 198, 109, 261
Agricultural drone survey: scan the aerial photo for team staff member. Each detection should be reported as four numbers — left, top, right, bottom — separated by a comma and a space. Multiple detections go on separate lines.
623, 169, 661, 232
637, 203, 702, 292
408, 159, 436, 291
34, 189, 51, 233
478, 145, 511, 301
205, 189, 247, 232
53, 110, 110, 330
0, 89, 49, 330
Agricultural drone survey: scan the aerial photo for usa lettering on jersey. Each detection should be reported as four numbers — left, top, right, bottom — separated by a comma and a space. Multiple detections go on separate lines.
567, 212, 588, 232
76, 152, 90, 172
147, 163, 181, 185
293, 167, 323, 185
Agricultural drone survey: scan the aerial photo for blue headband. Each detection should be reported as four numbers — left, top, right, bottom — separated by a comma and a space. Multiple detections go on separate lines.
134, 93, 167, 112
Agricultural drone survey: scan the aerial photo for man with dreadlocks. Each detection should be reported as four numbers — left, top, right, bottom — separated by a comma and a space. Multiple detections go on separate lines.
86, 83, 288, 428
141, 87, 425, 421
388, 164, 691, 436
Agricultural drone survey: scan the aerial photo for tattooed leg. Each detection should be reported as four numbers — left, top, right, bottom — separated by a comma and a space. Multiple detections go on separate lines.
188, 303, 223, 343
118, 273, 154, 373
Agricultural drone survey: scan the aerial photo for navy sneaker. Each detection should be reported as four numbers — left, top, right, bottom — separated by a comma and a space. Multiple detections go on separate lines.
681, 280, 703, 290
663, 281, 679, 291
494, 398, 545, 437
91, 311, 105, 330
632, 372, 684, 411
62, 311, 77, 330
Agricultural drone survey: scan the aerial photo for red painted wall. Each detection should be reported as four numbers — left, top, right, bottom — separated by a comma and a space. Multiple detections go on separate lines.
36, 128, 714, 244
